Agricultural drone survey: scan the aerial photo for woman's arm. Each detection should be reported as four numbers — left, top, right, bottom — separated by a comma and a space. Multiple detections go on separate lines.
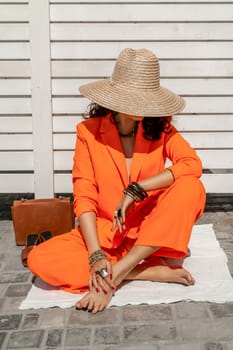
78, 212, 100, 255
138, 168, 174, 192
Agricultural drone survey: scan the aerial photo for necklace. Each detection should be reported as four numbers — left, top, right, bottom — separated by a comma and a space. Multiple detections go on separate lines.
117, 121, 139, 138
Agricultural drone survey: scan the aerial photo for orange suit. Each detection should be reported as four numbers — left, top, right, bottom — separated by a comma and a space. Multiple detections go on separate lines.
28, 114, 206, 293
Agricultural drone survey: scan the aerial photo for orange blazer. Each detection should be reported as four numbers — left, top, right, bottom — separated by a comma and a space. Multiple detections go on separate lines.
72, 114, 202, 221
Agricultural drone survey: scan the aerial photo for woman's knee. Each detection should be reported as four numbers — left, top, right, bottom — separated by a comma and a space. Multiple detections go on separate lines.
174, 176, 205, 198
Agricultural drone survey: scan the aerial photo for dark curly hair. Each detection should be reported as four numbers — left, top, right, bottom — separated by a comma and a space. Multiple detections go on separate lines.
86, 103, 171, 141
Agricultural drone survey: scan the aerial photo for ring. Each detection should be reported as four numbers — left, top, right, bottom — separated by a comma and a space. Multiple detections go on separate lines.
117, 208, 122, 217
95, 268, 109, 278
114, 210, 118, 218
100, 268, 109, 278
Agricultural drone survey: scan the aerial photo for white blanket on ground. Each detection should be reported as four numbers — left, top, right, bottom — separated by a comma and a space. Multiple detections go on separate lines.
19, 224, 233, 310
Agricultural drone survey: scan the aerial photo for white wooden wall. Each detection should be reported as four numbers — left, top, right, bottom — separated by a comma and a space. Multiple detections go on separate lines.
0, 0, 233, 197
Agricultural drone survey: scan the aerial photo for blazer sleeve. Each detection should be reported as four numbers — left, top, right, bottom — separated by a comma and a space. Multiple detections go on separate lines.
72, 122, 98, 218
165, 126, 203, 179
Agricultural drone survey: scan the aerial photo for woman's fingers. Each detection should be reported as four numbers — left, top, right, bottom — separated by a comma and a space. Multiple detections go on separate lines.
112, 195, 134, 232
90, 259, 116, 292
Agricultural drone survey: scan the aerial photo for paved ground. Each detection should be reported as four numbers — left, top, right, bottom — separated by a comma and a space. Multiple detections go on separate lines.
1, 211, 233, 350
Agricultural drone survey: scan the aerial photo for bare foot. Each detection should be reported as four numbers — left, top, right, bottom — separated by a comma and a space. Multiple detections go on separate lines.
76, 289, 113, 314
126, 265, 195, 286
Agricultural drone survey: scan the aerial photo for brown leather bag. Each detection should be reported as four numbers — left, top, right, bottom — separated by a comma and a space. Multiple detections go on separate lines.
11, 197, 75, 245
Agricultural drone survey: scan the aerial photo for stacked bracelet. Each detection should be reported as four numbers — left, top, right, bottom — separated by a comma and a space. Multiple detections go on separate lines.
89, 249, 107, 267
123, 182, 148, 202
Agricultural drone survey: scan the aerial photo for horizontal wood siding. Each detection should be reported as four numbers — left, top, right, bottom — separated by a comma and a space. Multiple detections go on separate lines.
0, 1, 33, 193
0, 0, 232, 195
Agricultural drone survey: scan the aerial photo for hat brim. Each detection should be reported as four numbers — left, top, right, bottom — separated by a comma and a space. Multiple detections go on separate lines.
79, 79, 185, 117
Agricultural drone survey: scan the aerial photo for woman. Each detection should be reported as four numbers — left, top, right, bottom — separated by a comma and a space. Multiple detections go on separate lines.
28, 48, 206, 313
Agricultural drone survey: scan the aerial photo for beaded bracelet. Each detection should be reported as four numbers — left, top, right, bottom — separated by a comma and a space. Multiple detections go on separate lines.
89, 249, 107, 267
123, 182, 148, 202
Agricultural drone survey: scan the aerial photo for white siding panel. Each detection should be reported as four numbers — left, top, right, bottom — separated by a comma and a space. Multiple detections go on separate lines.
52, 78, 233, 96
0, 61, 30, 78
0, 43, 30, 59
53, 133, 76, 150
52, 97, 233, 115
52, 60, 233, 79
0, 24, 29, 40
173, 115, 233, 132
197, 150, 233, 169
0, 116, 32, 132
54, 174, 73, 193
51, 23, 233, 41
0, 152, 33, 171
0, 79, 31, 95
51, 42, 233, 60
52, 97, 87, 114
201, 174, 233, 194
1, 0, 28, 3
0, 4, 28, 21
53, 116, 82, 132
50, 4, 233, 21
183, 97, 233, 114
182, 132, 233, 149
0, 134, 32, 150
0, 174, 34, 193
0, 98, 31, 114
54, 151, 73, 170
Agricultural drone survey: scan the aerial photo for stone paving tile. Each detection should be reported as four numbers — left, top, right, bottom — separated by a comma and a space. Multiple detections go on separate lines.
159, 343, 204, 350
7, 329, 44, 348
69, 307, 121, 326
0, 272, 30, 284
64, 328, 92, 347
178, 318, 233, 341
0, 332, 7, 348
209, 303, 233, 318
4, 284, 32, 298
0, 298, 4, 312
0, 297, 24, 313
40, 308, 67, 327
22, 313, 40, 329
173, 301, 211, 319
0, 284, 7, 297
92, 345, 159, 350
0, 314, 22, 330
46, 328, 64, 348
123, 304, 173, 321
204, 343, 226, 350
94, 326, 121, 345
123, 322, 176, 343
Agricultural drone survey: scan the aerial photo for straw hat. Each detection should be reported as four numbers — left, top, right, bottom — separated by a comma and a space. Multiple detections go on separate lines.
79, 48, 185, 117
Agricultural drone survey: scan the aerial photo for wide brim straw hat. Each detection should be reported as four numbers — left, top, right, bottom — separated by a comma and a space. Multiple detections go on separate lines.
79, 48, 185, 117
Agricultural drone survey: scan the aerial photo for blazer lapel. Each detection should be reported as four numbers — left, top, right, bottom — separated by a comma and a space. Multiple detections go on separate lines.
100, 115, 129, 187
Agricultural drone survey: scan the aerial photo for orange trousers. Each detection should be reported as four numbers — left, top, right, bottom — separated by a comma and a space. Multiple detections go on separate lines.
28, 176, 206, 293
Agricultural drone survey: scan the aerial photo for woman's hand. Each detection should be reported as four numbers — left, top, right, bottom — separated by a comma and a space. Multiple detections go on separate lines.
89, 258, 116, 293
112, 194, 134, 232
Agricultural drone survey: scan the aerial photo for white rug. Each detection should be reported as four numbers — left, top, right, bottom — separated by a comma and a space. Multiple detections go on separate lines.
20, 224, 233, 310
